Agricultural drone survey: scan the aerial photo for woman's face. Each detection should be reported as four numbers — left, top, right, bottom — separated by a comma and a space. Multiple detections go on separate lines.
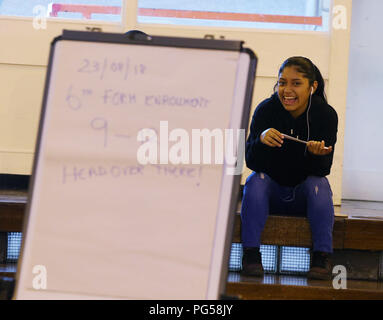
277, 66, 314, 118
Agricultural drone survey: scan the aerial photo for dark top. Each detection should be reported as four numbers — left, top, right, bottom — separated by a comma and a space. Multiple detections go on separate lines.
245, 92, 338, 187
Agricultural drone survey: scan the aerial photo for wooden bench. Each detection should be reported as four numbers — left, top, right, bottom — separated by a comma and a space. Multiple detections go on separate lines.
2, 191, 383, 250
232, 213, 383, 251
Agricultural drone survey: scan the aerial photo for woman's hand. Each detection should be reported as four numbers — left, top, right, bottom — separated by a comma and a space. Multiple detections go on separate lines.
260, 128, 284, 148
307, 140, 333, 156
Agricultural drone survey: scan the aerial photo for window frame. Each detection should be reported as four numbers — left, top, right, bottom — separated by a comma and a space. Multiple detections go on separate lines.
0, 0, 334, 67
132, 0, 332, 78
135, 0, 331, 33
0, 0, 132, 66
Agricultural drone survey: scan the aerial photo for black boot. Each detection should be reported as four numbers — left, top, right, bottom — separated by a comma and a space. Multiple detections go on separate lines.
241, 247, 264, 277
307, 251, 332, 280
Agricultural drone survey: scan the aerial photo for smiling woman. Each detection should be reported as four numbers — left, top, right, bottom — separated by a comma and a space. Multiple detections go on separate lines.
241, 56, 338, 280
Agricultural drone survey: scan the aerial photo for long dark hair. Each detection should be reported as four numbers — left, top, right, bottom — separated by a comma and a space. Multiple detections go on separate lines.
275, 56, 327, 102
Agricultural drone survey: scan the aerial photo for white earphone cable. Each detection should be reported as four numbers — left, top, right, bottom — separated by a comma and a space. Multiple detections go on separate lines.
304, 89, 313, 155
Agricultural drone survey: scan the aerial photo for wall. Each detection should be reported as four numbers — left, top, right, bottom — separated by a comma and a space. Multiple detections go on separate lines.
0, 0, 352, 205
0, 17, 125, 173
342, 0, 383, 201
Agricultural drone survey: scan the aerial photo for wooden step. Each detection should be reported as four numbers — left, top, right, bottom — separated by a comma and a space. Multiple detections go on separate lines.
226, 272, 383, 300
0, 264, 17, 279
232, 213, 383, 251
1, 191, 383, 251
2, 270, 382, 300
0, 277, 15, 300
232, 214, 346, 248
232, 201, 383, 250
0, 190, 26, 232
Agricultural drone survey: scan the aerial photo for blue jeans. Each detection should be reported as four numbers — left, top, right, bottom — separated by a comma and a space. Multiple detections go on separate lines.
240, 172, 334, 253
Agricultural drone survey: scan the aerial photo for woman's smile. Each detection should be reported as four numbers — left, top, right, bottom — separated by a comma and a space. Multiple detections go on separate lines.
282, 96, 298, 106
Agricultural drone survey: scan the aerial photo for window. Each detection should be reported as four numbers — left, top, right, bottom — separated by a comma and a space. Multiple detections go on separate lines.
279, 246, 311, 274
0, 0, 123, 22
6, 232, 22, 262
229, 243, 311, 275
137, 0, 330, 31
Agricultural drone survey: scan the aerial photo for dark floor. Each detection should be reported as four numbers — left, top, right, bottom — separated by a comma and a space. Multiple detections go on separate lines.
338, 200, 383, 220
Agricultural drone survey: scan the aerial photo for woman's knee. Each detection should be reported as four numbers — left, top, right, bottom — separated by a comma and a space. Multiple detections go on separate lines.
302, 176, 333, 199
244, 172, 272, 195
